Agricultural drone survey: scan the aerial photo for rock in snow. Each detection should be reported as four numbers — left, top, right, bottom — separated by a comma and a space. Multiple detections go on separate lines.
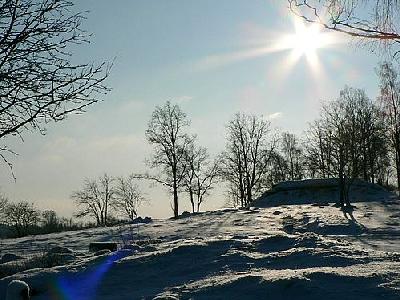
0, 254, 23, 264
5, 280, 29, 300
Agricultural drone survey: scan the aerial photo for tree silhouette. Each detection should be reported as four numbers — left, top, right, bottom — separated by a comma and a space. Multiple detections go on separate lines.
144, 101, 192, 218
72, 174, 115, 227
182, 140, 219, 213
0, 0, 110, 171
115, 175, 145, 221
281, 132, 304, 180
3, 201, 40, 237
306, 86, 388, 206
0, 194, 8, 223
221, 113, 277, 208
377, 62, 400, 188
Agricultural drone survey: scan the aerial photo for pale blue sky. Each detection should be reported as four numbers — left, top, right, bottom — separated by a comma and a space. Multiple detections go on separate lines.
0, 0, 382, 218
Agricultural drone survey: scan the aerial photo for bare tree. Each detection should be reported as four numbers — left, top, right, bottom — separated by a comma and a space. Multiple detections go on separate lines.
143, 101, 192, 218
72, 174, 115, 227
221, 138, 246, 208
307, 86, 388, 206
288, 0, 400, 48
377, 61, 400, 188
183, 140, 219, 213
3, 201, 40, 237
267, 150, 289, 184
42, 209, 59, 231
221, 113, 277, 208
358, 95, 389, 184
0, 194, 8, 223
115, 175, 145, 221
0, 0, 110, 171
322, 88, 365, 206
304, 119, 335, 179
281, 132, 304, 180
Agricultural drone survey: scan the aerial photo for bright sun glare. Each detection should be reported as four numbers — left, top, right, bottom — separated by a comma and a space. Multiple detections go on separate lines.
195, 18, 343, 77
291, 24, 323, 55
277, 19, 338, 72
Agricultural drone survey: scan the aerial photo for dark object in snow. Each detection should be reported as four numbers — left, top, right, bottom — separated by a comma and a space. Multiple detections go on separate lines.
171, 211, 203, 220
131, 216, 152, 224
273, 210, 282, 215
0, 254, 23, 264
47, 246, 73, 255
6, 280, 30, 300
180, 211, 191, 218
89, 242, 117, 252
43, 252, 76, 265
311, 203, 329, 207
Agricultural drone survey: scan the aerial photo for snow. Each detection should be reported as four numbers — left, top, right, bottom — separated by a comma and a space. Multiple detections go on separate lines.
0, 182, 399, 299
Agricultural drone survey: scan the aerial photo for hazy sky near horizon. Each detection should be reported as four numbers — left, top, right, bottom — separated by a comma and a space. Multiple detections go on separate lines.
0, 0, 383, 219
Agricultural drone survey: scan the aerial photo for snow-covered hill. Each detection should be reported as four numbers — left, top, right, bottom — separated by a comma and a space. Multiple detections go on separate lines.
0, 186, 399, 299
255, 178, 392, 207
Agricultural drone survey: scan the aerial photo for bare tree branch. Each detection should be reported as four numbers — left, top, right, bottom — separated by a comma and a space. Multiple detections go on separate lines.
0, 0, 111, 173
288, 0, 400, 53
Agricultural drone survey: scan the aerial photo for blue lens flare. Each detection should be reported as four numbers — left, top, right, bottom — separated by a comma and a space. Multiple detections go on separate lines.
51, 250, 130, 300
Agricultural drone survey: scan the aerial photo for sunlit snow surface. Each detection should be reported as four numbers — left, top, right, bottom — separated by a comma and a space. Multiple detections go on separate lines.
1, 185, 399, 299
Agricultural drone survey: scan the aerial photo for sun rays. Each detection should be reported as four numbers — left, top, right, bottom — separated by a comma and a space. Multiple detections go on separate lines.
277, 18, 340, 75
194, 17, 345, 80
282, 20, 334, 60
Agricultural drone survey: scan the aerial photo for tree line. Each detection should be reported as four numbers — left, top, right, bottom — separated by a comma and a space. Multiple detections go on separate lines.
1, 0, 400, 227
4, 61, 399, 229
0, 173, 146, 237
114, 61, 399, 218
72, 174, 145, 227
0, 195, 87, 238
0, 174, 145, 238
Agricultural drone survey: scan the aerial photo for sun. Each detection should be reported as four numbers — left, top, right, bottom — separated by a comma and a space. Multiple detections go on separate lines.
192, 18, 343, 76
280, 20, 336, 68
291, 23, 322, 56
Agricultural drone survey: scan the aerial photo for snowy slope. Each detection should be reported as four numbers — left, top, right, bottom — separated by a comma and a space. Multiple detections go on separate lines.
0, 191, 399, 299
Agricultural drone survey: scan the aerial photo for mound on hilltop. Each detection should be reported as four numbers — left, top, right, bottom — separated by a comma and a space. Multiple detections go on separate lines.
254, 178, 394, 208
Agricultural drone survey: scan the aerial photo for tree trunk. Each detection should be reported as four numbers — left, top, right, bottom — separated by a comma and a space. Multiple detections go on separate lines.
197, 200, 201, 213
338, 167, 345, 207
393, 132, 400, 190
339, 178, 344, 207
396, 153, 400, 190
290, 157, 294, 180
15, 225, 22, 238
104, 202, 108, 227
173, 181, 179, 218
344, 175, 351, 206
172, 160, 179, 218
239, 179, 245, 208
189, 189, 195, 213
246, 186, 252, 208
